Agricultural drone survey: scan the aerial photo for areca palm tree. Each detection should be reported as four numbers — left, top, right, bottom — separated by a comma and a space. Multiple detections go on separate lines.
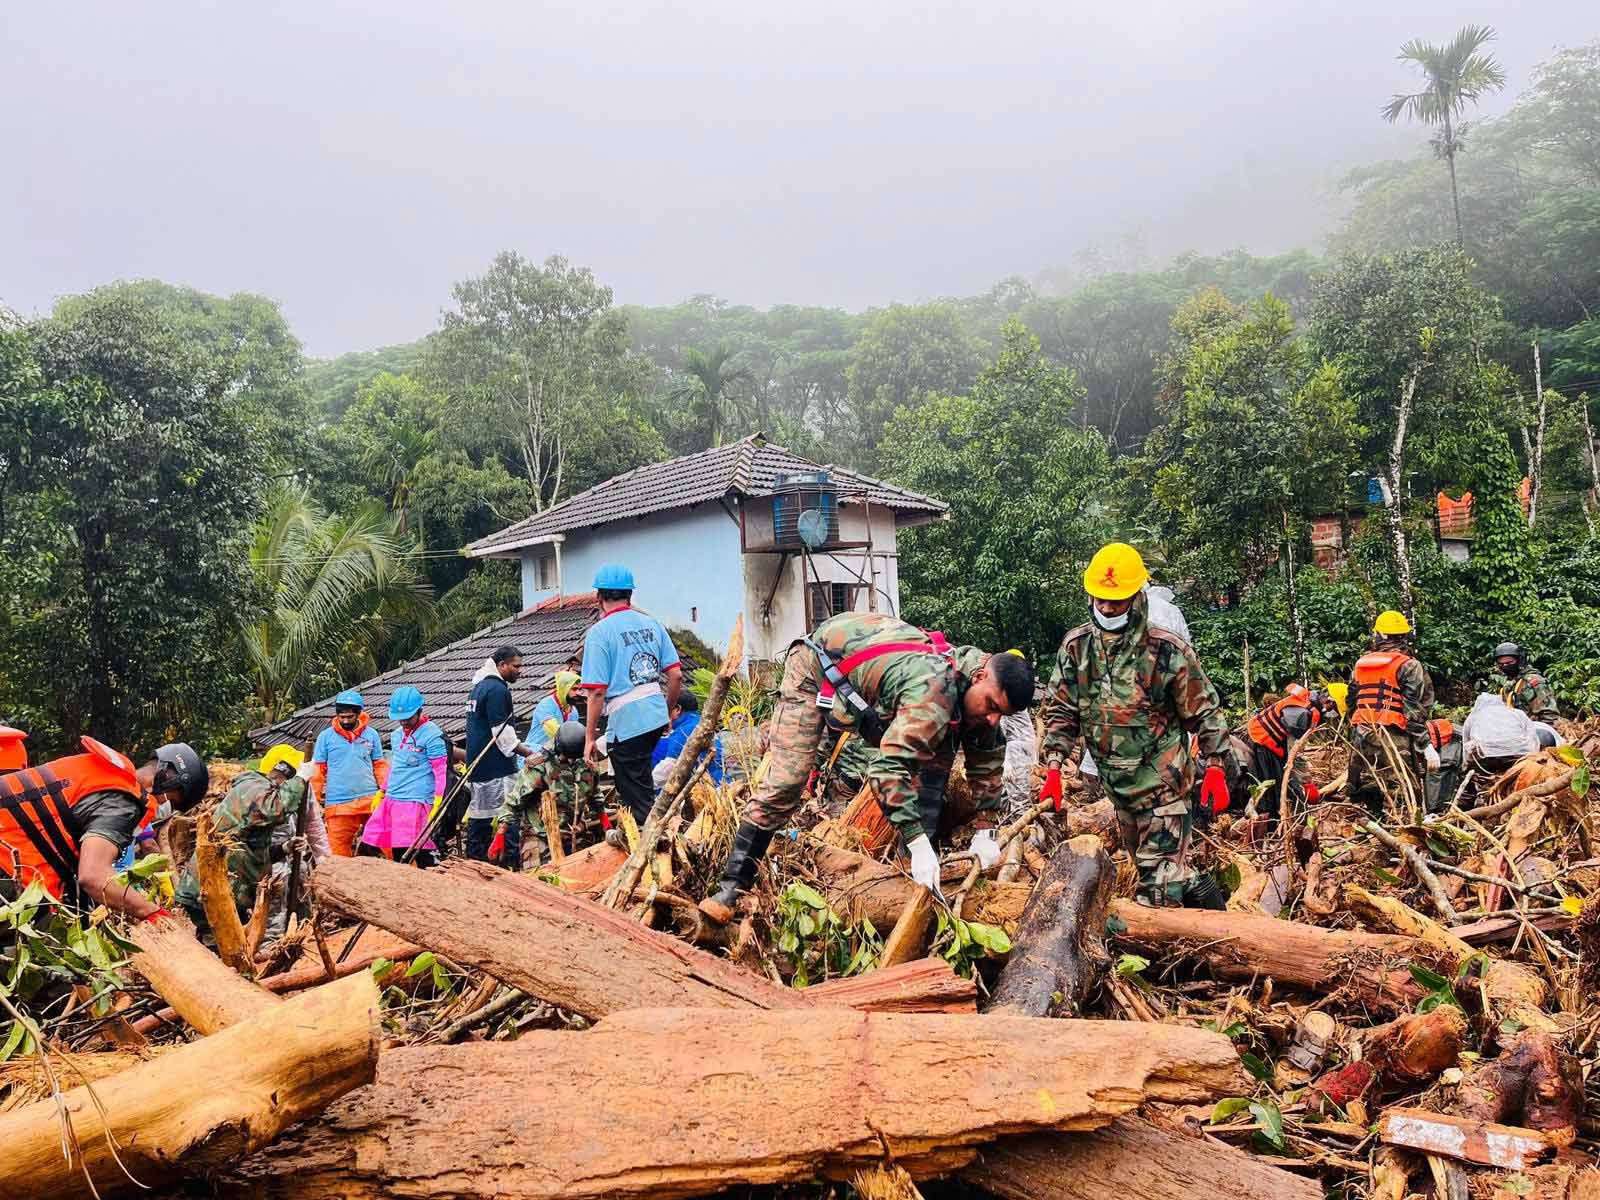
238, 484, 435, 722
1382, 25, 1506, 246
669, 344, 754, 448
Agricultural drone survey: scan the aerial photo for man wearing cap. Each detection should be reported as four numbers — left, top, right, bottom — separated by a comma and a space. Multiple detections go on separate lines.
580, 565, 683, 828
362, 687, 447, 867
464, 646, 537, 861
1494, 642, 1559, 724
1038, 542, 1233, 909
1347, 610, 1435, 815
311, 689, 389, 857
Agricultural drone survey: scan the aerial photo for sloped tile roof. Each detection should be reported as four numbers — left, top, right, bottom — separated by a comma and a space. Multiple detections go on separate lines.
464, 433, 947, 557
248, 593, 602, 749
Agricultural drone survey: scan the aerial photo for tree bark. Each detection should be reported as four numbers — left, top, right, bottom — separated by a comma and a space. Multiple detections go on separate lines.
1386, 366, 1423, 625
1530, 340, 1547, 529
802, 957, 976, 1013
0, 971, 379, 1200
1309, 1008, 1466, 1110
129, 912, 281, 1035
315, 854, 814, 1018
1457, 1033, 1583, 1148
225, 1007, 1243, 1199
1107, 899, 1425, 1012
987, 835, 1113, 1016
810, 844, 1022, 932
195, 809, 254, 975
1379, 1107, 1551, 1170
961, 1118, 1321, 1200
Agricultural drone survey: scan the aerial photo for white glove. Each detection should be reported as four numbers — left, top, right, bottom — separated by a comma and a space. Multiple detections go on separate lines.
1423, 744, 1441, 772
296, 761, 315, 781
906, 834, 944, 901
969, 828, 1001, 870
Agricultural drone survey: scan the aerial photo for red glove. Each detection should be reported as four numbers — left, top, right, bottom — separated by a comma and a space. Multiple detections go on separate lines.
1040, 766, 1064, 812
142, 908, 173, 924
1199, 765, 1230, 816
1305, 782, 1321, 804
599, 810, 613, 831
488, 829, 506, 862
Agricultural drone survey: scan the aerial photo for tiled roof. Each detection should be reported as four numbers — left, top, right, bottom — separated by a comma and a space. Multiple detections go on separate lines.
464, 433, 947, 557
248, 593, 602, 749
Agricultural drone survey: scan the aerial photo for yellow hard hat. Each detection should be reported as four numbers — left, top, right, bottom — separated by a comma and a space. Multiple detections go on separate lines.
1006, 648, 1025, 658
1325, 681, 1349, 717
1373, 610, 1412, 636
260, 744, 305, 775
1083, 543, 1149, 600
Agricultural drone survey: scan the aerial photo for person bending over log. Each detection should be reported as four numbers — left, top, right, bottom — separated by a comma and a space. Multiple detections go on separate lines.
698, 613, 1036, 927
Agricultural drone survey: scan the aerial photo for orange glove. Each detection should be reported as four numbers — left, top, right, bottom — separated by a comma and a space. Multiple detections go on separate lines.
1199, 765, 1230, 816
1040, 766, 1064, 811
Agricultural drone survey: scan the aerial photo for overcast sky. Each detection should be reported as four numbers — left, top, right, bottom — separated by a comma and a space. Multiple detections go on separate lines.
3, 2, 1595, 356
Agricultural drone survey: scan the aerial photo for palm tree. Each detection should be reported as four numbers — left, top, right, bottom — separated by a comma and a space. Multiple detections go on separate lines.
669, 345, 754, 447
1382, 25, 1506, 246
238, 484, 435, 722
359, 420, 436, 537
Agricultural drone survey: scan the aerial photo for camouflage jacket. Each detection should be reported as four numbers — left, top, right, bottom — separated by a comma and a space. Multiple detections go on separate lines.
1039, 592, 1230, 803
1503, 669, 1559, 724
806, 613, 1005, 838
496, 753, 598, 832
175, 770, 306, 917
1350, 636, 1436, 758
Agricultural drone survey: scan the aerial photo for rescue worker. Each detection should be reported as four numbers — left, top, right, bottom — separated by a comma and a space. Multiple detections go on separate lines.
699, 613, 1036, 926
1237, 684, 1337, 818
175, 743, 308, 931
1424, 717, 1466, 813
0, 726, 28, 773
580, 565, 683, 827
1347, 610, 1436, 815
1039, 543, 1233, 909
361, 687, 447, 867
464, 647, 537, 861
311, 689, 388, 856
526, 669, 581, 754
0, 738, 207, 918
1494, 643, 1559, 724
652, 688, 725, 790
488, 720, 597, 865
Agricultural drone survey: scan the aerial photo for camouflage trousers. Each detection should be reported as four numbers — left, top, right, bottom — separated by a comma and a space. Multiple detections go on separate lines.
744, 646, 827, 831
1107, 785, 1194, 906
1348, 728, 1424, 815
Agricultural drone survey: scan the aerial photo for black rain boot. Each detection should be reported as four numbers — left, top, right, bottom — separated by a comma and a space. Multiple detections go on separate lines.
1182, 873, 1228, 911
699, 821, 775, 925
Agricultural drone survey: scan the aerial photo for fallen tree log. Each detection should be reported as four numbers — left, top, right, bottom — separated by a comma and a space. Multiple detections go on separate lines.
129, 912, 281, 1035
810, 843, 1030, 931
1457, 1033, 1584, 1148
1107, 900, 1426, 1013
803, 957, 976, 1013
227, 1007, 1243, 1199
194, 808, 255, 975
315, 854, 814, 1018
260, 929, 420, 994
1310, 1008, 1466, 1110
987, 834, 1113, 1016
961, 1118, 1321, 1200
0, 971, 379, 1200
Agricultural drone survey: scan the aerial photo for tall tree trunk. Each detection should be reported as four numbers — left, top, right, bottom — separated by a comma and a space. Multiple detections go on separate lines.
1282, 507, 1306, 682
1529, 341, 1547, 530
1387, 366, 1422, 626
1445, 112, 1464, 246
1581, 393, 1600, 535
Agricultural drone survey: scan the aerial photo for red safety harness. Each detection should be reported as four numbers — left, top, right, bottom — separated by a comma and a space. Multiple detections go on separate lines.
808, 631, 954, 746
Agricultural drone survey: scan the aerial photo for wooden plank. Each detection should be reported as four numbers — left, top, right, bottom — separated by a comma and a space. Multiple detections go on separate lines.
1378, 1107, 1552, 1170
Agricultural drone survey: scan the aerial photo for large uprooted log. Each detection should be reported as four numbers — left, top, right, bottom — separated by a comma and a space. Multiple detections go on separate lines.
1108, 900, 1426, 1012
962, 1117, 1322, 1200
0, 971, 379, 1200
315, 854, 815, 1018
804, 956, 977, 1012
227, 1007, 1243, 1199
129, 912, 282, 1034
987, 834, 1114, 1016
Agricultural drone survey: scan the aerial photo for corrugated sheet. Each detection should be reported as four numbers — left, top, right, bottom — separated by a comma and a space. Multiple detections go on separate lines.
464, 434, 946, 557
249, 593, 602, 749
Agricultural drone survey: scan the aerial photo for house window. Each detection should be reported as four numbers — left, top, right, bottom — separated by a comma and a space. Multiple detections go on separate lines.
532, 554, 556, 591
807, 582, 862, 626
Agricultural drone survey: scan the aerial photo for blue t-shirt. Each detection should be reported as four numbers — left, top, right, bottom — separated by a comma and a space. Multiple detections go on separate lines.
581, 607, 679, 745
386, 719, 447, 804
652, 711, 724, 786
312, 722, 387, 806
527, 693, 577, 753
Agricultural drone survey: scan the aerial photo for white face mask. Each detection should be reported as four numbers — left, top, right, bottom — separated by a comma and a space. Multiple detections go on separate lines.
1092, 606, 1129, 632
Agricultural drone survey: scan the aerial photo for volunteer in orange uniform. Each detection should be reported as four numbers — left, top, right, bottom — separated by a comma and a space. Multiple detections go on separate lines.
1239, 684, 1337, 817
311, 689, 389, 856
0, 739, 208, 918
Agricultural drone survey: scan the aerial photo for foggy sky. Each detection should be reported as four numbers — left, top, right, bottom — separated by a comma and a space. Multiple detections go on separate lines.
3, 2, 1595, 356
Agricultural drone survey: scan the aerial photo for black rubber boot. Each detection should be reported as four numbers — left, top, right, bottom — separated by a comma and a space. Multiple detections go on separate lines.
1183, 874, 1228, 911
698, 822, 775, 925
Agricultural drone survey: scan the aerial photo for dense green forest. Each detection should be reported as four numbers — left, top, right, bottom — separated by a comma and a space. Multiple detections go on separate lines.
4, 35, 1600, 757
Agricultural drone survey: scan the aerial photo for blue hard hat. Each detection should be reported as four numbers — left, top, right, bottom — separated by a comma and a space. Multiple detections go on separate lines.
593, 563, 635, 591
334, 689, 365, 709
387, 686, 424, 721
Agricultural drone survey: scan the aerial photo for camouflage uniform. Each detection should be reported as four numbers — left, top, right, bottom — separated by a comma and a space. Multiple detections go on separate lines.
497, 753, 599, 839
747, 613, 1005, 842
176, 769, 306, 927
1039, 592, 1230, 905
1347, 636, 1435, 809
1503, 669, 1559, 724
818, 728, 874, 814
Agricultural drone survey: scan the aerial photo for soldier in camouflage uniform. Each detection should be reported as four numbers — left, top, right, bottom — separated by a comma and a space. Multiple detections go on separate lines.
1494, 642, 1559, 724
175, 750, 307, 932
489, 720, 597, 866
698, 612, 1036, 926
1348, 611, 1436, 814
1039, 543, 1232, 909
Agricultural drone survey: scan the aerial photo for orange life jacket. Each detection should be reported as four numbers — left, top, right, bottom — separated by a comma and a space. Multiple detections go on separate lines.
1246, 684, 1322, 757
0, 725, 26, 773
0, 738, 150, 902
1350, 651, 1409, 729
1428, 718, 1455, 750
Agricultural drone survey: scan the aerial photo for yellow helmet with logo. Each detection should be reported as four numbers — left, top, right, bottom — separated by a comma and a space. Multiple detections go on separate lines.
1083, 543, 1149, 601
260, 744, 305, 775
1373, 610, 1412, 636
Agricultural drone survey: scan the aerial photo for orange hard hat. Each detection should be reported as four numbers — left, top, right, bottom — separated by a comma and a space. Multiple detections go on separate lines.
0, 725, 28, 772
